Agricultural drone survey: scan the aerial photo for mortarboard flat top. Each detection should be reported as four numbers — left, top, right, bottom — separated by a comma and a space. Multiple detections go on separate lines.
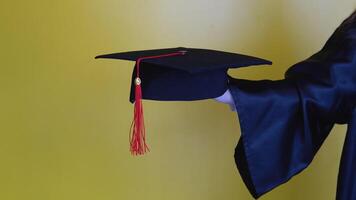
96, 47, 271, 73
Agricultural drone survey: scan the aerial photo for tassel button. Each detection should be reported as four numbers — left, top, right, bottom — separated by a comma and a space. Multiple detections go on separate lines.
135, 77, 141, 85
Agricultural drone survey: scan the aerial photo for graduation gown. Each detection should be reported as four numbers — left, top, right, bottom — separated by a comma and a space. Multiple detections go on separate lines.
229, 11, 356, 199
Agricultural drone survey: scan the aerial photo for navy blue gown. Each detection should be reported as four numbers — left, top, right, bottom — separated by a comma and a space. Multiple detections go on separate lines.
229, 11, 356, 199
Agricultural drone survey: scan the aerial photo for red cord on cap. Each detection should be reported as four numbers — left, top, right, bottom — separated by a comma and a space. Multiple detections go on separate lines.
129, 51, 186, 155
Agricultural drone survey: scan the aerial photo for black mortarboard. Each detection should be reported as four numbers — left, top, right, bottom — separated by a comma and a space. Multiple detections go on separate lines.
95, 47, 272, 155
96, 47, 272, 102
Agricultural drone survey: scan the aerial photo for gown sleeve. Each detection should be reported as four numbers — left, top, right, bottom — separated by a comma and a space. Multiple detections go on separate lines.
229, 11, 356, 199
336, 108, 356, 200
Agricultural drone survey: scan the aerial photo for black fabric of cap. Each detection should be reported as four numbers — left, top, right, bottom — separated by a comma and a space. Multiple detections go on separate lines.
95, 47, 272, 102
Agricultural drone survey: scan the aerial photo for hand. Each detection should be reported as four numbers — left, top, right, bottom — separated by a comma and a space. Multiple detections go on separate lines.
214, 89, 236, 111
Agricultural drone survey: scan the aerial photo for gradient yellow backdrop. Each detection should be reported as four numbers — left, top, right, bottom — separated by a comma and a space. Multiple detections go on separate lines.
1, 0, 355, 200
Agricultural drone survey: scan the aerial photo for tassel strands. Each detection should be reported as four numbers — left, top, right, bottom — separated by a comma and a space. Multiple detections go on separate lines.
129, 77, 149, 155
129, 51, 186, 155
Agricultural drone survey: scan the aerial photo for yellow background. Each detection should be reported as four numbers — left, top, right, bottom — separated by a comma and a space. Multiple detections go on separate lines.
1, 0, 355, 199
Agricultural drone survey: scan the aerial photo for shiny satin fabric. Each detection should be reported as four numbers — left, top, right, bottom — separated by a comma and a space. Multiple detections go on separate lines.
229, 11, 356, 199
337, 110, 356, 200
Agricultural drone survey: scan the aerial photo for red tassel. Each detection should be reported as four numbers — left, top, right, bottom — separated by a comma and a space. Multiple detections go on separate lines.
129, 77, 149, 155
129, 51, 186, 155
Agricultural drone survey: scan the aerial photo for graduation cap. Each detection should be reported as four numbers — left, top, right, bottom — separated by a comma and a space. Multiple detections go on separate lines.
95, 47, 272, 155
